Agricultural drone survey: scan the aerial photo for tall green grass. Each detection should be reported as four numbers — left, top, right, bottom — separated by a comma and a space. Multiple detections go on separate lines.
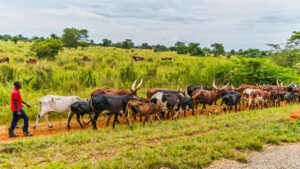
0, 105, 299, 168
0, 41, 299, 125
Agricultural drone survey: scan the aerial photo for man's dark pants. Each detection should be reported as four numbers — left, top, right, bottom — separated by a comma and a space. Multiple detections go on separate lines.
10, 109, 29, 130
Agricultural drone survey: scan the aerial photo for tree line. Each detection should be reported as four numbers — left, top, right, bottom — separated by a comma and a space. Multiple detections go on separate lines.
1, 28, 299, 74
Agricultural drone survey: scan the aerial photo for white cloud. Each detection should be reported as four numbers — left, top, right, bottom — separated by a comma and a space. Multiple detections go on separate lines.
0, 0, 300, 50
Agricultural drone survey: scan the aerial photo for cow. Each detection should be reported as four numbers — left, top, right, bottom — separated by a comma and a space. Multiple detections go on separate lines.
189, 80, 229, 115
288, 109, 300, 122
0, 57, 9, 63
220, 91, 241, 113
236, 84, 259, 93
132, 56, 144, 61
125, 100, 163, 128
152, 91, 193, 120
287, 84, 300, 92
89, 94, 137, 130
67, 101, 92, 129
81, 56, 90, 62
33, 95, 88, 129
251, 90, 271, 109
147, 88, 184, 99
26, 58, 37, 64
161, 57, 175, 61
270, 90, 283, 107
91, 79, 143, 98
186, 85, 212, 97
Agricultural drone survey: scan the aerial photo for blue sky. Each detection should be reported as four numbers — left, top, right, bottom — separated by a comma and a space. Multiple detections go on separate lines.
0, 0, 300, 50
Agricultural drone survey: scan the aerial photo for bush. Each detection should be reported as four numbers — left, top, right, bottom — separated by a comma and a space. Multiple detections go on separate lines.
0, 65, 15, 83
30, 38, 63, 60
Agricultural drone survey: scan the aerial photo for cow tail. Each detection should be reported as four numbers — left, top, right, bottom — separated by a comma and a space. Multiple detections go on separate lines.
125, 101, 132, 119
89, 98, 96, 119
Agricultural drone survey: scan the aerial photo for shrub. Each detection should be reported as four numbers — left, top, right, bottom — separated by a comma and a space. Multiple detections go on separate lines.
0, 65, 15, 83
30, 38, 63, 60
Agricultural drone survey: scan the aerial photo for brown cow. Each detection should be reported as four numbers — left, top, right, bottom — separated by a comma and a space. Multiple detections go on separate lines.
26, 58, 37, 64
288, 109, 300, 122
81, 56, 90, 62
161, 57, 175, 61
90, 79, 143, 97
190, 80, 229, 115
132, 56, 144, 61
0, 57, 9, 63
125, 100, 163, 128
147, 88, 173, 98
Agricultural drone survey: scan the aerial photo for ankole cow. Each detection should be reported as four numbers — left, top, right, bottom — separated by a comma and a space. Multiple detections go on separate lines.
90, 79, 143, 98
0, 57, 9, 63
33, 95, 87, 129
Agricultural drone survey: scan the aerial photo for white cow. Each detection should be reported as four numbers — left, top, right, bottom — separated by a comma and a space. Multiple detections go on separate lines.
33, 95, 88, 129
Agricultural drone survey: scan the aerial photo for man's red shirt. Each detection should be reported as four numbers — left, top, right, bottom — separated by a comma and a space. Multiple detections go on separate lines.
11, 88, 22, 111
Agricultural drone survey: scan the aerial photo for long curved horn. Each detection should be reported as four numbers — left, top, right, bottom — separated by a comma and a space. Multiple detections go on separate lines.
277, 78, 279, 86
213, 79, 218, 89
280, 82, 284, 87
135, 78, 143, 90
192, 87, 203, 99
185, 86, 190, 97
284, 82, 293, 88
221, 82, 229, 90
231, 85, 235, 90
131, 79, 138, 91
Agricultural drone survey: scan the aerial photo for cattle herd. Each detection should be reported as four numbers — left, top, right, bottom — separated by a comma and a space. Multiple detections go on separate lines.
31, 78, 300, 131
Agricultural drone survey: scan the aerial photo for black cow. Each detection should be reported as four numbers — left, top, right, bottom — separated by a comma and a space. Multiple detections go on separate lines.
67, 101, 92, 129
186, 85, 212, 97
89, 94, 136, 130
287, 84, 300, 92
152, 92, 193, 120
220, 92, 241, 113
284, 92, 297, 105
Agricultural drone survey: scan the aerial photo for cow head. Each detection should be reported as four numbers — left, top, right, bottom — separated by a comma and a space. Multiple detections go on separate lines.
130, 79, 143, 97
212, 79, 230, 97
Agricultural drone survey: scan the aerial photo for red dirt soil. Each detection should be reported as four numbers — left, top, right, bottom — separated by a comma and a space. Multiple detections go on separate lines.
0, 103, 288, 143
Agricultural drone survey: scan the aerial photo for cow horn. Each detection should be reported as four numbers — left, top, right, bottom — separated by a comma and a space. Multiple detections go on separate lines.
192, 87, 203, 99
185, 86, 190, 97
221, 82, 229, 90
131, 79, 138, 91
213, 79, 218, 89
277, 78, 279, 87
231, 85, 235, 90
280, 82, 284, 87
135, 78, 143, 90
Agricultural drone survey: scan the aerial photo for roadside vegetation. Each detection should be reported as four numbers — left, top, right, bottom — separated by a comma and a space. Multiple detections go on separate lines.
0, 36, 299, 125
0, 105, 299, 168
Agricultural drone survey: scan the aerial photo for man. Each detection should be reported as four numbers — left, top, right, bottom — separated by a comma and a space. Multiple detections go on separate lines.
9, 81, 33, 137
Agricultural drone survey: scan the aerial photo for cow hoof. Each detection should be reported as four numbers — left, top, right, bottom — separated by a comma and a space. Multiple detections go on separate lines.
48, 126, 53, 129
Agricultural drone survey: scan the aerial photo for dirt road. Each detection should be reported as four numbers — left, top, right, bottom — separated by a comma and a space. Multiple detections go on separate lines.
207, 143, 300, 169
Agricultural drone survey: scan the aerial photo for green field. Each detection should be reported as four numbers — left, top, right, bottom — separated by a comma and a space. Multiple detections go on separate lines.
0, 105, 299, 168
0, 41, 299, 125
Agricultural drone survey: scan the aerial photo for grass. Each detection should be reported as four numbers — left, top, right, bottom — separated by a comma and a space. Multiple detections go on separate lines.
0, 41, 299, 126
0, 105, 299, 168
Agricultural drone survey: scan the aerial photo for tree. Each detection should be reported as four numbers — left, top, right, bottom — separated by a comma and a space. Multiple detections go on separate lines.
78, 41, 90, 48
140, 43, 152, 49
11, 36, 19, 44
230, 49, 236, 55
188, 43, 205, 56
120, 39, 134, 49
50, 33, 59, 39
62, 28, 89, 48
153, 44, 168, 52
211, 43, 225, 56
175, 41, 188, 54
30, 38, 63, 60
102, 39, 112, 46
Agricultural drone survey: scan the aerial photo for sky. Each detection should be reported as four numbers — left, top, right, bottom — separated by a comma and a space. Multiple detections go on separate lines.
0, 0, 300, 50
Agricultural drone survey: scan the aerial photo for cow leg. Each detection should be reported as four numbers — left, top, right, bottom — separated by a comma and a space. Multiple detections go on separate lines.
106, 115, 112, 127
229, 106, 232, 113
44, 113, 53, 128
155, 114, 162, 121
235, 104, 237, 113
201, 104, 205, 114
67, 111, 75, 129
76, 113, 84, 128
92, 112, 100, 130
112, 113, 118, 128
